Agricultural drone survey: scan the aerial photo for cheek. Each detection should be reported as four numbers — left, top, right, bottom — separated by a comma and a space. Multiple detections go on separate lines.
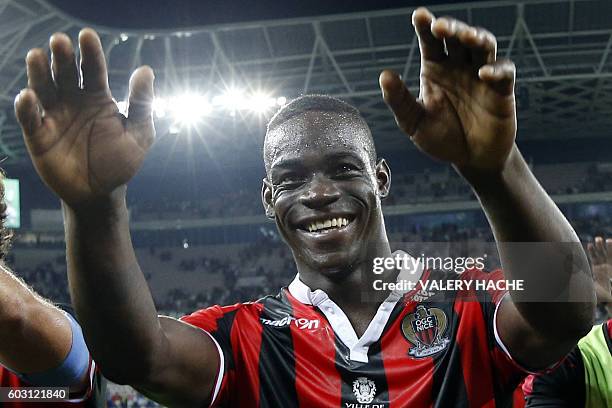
272, 191, 297, 223
349, 179, 378, 205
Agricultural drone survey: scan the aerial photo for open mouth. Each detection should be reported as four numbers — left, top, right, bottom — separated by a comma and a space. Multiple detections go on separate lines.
299, 216, 354, 234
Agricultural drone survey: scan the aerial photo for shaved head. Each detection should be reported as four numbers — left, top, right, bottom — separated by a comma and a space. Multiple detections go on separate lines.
264, 95, 376, 174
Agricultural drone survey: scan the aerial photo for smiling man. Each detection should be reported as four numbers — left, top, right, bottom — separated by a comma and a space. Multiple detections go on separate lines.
15, 6, 595, 408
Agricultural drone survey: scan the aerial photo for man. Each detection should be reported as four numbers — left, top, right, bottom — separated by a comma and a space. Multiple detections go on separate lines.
523, 236, 612, 407
0, 174, 104, 407
15, 7, 594, 407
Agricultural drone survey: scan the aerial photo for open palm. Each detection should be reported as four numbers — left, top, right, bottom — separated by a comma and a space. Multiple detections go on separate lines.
15, 29, 155, 207
380, 8, 516, 171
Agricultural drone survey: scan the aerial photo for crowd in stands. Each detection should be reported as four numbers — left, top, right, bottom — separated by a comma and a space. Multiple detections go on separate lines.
127, 162, 612, 222
10, 212, 612, 317
6, 252, 71, 306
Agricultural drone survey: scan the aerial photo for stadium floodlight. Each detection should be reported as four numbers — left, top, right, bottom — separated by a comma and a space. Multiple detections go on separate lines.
169, 93, 212, 127
248, 91, 277, 113
152, 98, 167, 118
115, 91, 286, 125
212, 88, 246, 111
169, 123, 181, 134
211, 89, 285, 114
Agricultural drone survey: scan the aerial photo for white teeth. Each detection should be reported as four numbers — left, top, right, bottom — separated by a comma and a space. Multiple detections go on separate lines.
306, 217, 351, 232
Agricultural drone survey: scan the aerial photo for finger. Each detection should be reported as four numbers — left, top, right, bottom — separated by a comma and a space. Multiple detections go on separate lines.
15, 89, 43, 140
25, 48, 57, 110
587, 243, 596, 262
431, 18, 469, 64
50, 33, 79, 93
606, 238, 612, 260
127, 66, 154, 122
478, 59, 515, 95
79, 28, 110, 93
590, 237, 604, 264
412, 7, 445, 62
596, 236, 606, 258
379, 69, 425, 136
127, 66, 155, 150
469, 28, 497, 68
595, 283, 612, 304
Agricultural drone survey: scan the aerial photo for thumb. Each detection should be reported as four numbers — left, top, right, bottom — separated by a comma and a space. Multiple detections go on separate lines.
15, 89, 45, 150
478, 59, 515, 96
379, 70, 425, 137
126, 66, 155, 150
127, 66, 154, 123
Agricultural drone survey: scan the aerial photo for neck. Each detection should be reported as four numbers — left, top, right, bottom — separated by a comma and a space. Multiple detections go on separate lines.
295, 237, 398, 328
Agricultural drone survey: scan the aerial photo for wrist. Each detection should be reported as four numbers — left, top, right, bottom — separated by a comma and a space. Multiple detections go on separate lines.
455, 144, 525, 193
63, 186, 128, 221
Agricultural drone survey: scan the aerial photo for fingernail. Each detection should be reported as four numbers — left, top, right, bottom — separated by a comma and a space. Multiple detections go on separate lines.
480, 66, 494, 76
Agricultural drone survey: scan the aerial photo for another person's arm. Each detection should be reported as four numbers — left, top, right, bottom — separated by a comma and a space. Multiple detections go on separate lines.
16, 30, 219, 406
380, 8, 594, 369
0, 263, 89, 390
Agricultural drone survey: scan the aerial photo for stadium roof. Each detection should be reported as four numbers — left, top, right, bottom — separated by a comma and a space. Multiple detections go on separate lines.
0, 0, 611, 163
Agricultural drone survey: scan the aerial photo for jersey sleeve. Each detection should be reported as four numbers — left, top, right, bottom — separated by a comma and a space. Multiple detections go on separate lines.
522, 347, 585, 407
463, 268, 527, 392
180, 304, 243, 407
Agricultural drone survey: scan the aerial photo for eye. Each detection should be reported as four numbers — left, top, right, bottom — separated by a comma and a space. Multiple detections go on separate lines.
276, 173, 306, 188
334, 163, 361, 177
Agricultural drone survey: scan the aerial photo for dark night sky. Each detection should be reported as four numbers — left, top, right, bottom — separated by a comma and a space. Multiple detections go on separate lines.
47, 0, 470, 29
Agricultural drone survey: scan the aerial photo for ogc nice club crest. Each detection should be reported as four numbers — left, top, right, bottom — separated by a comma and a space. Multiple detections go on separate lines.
402, 305, 450, 358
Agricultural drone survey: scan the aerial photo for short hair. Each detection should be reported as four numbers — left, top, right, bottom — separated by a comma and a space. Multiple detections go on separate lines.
0, 172, 12, 260
264, 95, 376, 171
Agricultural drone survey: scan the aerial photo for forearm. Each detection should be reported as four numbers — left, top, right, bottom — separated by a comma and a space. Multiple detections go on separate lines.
0, 264, 71, 373
459, 145, 595, 337
64, 190, 165, 383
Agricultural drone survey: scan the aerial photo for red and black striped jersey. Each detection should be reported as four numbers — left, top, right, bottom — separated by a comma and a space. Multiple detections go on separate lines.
523, 319, 612, 408
182, 268, 528, 407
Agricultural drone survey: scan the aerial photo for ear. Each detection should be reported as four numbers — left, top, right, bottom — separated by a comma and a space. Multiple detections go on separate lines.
376, 158, 391, 198
261, 178, 275, 219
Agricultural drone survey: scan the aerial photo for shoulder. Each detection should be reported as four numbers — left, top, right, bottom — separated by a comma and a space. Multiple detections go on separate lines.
0, 365, 22, 387
179, 292, 288, 332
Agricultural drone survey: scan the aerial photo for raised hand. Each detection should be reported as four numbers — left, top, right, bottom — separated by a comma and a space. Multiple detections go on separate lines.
15, 29, 155, 207
587, 236, 612, 305
380, 7, 516, 172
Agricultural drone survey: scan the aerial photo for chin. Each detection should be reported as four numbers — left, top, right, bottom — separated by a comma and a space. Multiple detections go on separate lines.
301, 248, 364, 279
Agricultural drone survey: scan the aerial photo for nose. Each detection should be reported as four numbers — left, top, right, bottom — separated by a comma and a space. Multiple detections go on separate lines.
299, 174, 341, 209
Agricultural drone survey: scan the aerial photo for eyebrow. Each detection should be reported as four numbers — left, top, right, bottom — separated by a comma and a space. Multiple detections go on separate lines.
272, 150, 365, 170
271, 157, 304, 170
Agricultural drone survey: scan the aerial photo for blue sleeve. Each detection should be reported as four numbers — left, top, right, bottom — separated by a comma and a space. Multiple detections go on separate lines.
17, 312, 90, 387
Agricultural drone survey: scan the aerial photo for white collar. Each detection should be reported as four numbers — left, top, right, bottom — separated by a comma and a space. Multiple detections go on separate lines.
288, 250, 423, 363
